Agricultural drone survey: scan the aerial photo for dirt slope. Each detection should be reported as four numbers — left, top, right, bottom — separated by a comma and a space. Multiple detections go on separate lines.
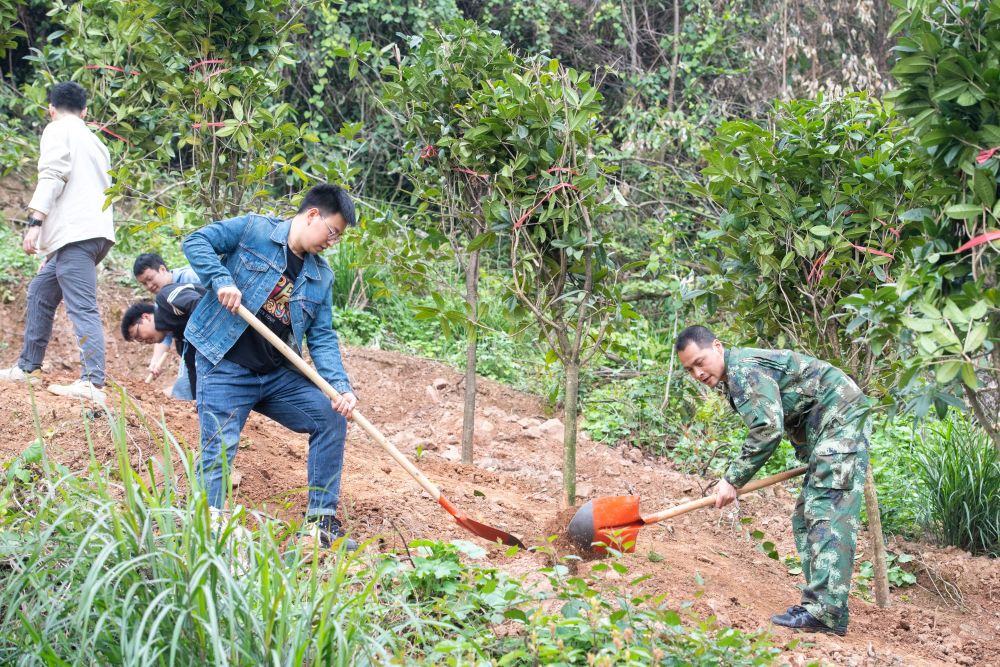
0, 280, 996, 666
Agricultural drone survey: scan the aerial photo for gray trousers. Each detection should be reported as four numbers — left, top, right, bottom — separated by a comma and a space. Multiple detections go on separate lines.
18, 238, 113, 385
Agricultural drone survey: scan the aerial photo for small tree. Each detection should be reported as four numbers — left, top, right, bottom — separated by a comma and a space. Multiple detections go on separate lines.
382, 21, 517, 465
694, 93, 936, 606
693, 93, 935, 387
846, 0, 1000, 452
446, 57, 632, 505
28, 0, 313, 224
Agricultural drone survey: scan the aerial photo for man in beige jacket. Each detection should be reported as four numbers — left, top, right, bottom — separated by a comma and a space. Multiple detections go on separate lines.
0, 82, 115, 403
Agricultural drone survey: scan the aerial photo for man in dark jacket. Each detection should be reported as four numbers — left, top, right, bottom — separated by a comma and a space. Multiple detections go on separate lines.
121, 282, 206, 396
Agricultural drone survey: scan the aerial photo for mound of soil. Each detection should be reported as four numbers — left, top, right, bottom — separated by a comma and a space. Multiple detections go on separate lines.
0, 279, 996, 666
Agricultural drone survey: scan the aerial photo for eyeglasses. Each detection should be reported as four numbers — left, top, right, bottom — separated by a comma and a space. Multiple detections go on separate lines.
323, 217, 344, 243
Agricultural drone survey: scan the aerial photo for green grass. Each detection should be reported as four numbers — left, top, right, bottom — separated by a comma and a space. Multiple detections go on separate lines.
915, 413, 1000, 557
0, 392, 784, 665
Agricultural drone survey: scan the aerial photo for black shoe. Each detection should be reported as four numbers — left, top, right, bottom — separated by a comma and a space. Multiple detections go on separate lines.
771, 607, 846, 636
786, 605, 850, 634
303, 515, 359, 552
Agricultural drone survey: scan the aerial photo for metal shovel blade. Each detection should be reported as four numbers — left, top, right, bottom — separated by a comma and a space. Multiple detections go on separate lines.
568, 495, 642, 552
567, 466, 809, 555
439, 496, 524, 548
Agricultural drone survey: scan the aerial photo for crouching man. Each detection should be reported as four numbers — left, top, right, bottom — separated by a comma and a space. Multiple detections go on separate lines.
675, 325, 870, 636
182, 183, 359, 550
120, 281, 206, 396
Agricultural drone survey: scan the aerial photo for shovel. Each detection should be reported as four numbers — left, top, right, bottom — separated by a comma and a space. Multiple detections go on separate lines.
567, 465, 808, 554
236, 305, 525, 549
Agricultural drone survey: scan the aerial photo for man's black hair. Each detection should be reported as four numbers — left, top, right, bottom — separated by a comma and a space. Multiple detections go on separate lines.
133, 253, 168, 277
298, 183, 357, 227
49, 82, 88, 113
121, 302, 155, 341
675, 325, 718, 353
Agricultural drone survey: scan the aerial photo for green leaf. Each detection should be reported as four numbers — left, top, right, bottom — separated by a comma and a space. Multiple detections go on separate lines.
898, 207, 930, 222
961, 362, 978, 389
973, 169, 997, 208
809, 225, 833, 237
944, 203, 983, 220
901, 316, 935, 333
963, 322, 988, 353
504, 609, 527, 622
466, 231, 496, 252
935, 361, 962, 384
943, 300, 967, 324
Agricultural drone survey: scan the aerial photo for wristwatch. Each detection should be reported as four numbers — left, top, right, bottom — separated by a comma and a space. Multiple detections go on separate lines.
27, 215, 43, 227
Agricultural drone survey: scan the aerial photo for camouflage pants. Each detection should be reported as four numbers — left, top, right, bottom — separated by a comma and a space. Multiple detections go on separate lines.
790, 412, 870, 629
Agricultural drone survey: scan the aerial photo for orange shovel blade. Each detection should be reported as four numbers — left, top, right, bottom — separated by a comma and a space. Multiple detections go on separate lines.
567, 495, 643, 552
592, 495, 642, 529
440, 496, 524, 548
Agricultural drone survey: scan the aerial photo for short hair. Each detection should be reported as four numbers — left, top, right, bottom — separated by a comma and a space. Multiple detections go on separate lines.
133, 253, 168, 276
675, 325, 718, 353
298, 184, 357, 227
121, 302, 155, 341
49, 82, 88, 113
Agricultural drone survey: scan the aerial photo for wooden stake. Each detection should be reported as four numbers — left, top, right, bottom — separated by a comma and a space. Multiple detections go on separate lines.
863, 466, 890, 607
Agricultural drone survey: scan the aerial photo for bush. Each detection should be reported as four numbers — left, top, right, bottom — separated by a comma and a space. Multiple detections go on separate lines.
867, 418, 927, 539
915, 413, 1000, 557
0, 220, 40, 302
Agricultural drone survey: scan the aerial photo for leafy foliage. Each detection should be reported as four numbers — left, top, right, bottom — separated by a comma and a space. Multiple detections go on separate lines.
0, 220, 40, 302
26, 0, 315, 227
857, 550, 918, 594
834, 1, 1000, 444
694, 92, 937, 392
867, 417, 927, 538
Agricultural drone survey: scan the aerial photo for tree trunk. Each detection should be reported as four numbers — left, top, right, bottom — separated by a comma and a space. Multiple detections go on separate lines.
461, 248, 480, 465
964, 384, 1000, 453
562, 359, 580, 506
863, 467, 890, 608
667, 0, 681, 112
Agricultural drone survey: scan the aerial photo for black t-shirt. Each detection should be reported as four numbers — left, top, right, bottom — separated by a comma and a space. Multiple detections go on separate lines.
224, 248, 304, 374
154, 282, 206, 395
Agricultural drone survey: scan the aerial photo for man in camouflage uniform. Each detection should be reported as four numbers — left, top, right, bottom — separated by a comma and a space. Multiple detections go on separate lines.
675, 325, 870, 636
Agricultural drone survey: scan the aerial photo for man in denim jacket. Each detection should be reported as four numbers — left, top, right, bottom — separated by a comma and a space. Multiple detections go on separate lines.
183, 184, 359, 549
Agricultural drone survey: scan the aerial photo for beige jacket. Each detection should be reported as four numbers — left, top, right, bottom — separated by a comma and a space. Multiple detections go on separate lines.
27, 114, 115, 255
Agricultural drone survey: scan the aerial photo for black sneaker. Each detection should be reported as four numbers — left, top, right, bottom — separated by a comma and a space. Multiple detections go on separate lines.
771, 606, 847, 636
303, 515, 358, 552
785, 605, 849, 635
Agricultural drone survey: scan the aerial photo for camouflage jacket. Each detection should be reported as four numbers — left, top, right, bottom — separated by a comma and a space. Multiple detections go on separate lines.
721, 347, 865, 487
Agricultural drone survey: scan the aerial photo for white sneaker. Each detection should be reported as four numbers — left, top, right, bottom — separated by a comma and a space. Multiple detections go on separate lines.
0, 365, 40, 382
47, 379, 107, 405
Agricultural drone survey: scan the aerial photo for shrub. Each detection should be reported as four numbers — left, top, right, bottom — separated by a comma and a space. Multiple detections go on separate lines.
915, 413, 1000, 557
867, 418, 928, 539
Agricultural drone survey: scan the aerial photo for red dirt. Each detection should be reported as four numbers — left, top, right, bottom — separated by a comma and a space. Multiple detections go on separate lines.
0, 280, 997, 666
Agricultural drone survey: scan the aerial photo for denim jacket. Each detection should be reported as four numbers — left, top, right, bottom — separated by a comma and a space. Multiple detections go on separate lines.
182, 213, 353, 394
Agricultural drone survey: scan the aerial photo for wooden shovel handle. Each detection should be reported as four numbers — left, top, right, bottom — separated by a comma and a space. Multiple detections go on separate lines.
640, 465, 808, 525
235, 305, 443, 502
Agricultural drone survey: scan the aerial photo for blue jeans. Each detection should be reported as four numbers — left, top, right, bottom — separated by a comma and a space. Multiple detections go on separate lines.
171, 362, 193, 401
195, 352, 347, 515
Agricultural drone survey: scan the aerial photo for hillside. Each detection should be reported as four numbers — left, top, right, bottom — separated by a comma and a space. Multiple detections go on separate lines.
0, 280, 995, 665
